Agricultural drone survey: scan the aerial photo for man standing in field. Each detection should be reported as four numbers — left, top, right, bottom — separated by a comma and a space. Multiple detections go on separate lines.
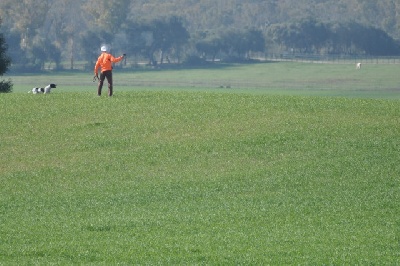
94, 46, 125, 96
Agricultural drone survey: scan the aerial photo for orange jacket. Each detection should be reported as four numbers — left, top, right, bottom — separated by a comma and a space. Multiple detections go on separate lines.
94, 52, 123, 75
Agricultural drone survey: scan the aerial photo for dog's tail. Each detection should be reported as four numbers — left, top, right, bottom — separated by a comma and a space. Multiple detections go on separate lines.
28, 90, 32, 93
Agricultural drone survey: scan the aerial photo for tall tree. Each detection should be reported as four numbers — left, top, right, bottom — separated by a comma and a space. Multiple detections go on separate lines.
0, 19, 12, 93
134, 16, 189, 65
2, 0, 50, 50
83, 0, 131, 34
45, 0, 85, 69
195, 33, 224, 61
221, 28, 265, 59
0, 0, 51, 70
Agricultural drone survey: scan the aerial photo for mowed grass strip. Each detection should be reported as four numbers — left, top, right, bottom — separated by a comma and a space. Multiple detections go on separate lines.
1, 91, 399, 264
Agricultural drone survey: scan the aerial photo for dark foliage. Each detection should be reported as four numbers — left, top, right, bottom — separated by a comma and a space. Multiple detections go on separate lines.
0, 79, 12, 93
0, 19, 12, 92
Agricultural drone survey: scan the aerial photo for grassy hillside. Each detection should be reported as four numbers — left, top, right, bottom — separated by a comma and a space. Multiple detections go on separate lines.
1, 91, 399, 264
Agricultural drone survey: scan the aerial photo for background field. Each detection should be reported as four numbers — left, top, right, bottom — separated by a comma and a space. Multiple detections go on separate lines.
1, 62, 400, 264
6, 62, 400, 98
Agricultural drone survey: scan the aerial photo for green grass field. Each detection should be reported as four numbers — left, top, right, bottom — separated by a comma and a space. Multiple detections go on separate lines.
1, 62, 400, 264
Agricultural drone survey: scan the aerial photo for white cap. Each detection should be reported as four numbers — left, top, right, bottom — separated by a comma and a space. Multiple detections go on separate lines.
101, 46, 107, 52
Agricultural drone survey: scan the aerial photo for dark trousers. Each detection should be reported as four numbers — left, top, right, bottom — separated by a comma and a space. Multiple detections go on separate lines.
98, 70, 113, 96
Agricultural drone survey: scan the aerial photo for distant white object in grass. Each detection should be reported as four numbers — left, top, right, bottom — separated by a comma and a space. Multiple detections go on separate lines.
356, 62, 362, 69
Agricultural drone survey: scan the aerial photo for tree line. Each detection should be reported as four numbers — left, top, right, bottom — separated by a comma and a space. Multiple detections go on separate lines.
267, 18, 400, 56
1, 0, 400, 72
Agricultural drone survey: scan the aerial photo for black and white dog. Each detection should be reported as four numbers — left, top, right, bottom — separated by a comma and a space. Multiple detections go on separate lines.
30, 84, 57, 94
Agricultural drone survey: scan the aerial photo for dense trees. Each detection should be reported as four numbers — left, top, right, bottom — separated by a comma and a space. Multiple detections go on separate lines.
195, 28, 265, 62
120, 16, 190, 65
0, 0, 400, 71
267, 19, 400, 55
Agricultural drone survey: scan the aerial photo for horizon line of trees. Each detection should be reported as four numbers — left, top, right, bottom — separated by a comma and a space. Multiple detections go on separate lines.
1, 0, 400, 73
267, 18, 400, 56
3, 16, 400, 72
